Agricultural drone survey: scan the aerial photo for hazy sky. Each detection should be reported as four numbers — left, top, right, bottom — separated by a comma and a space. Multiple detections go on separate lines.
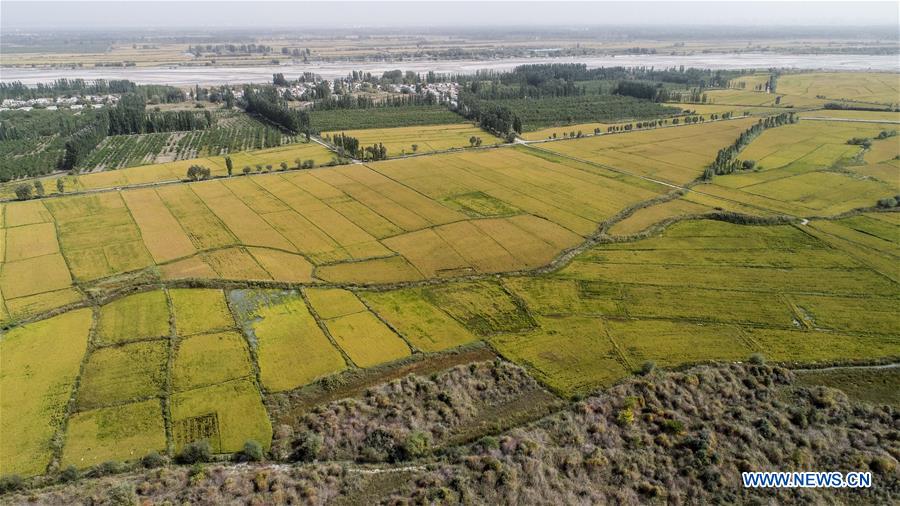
2, 1, 898, 30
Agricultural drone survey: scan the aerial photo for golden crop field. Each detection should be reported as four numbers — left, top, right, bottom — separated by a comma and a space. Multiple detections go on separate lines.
96, 290, 170, 345
1, 140, 678, 319
777, 72, 900, 106
324, 123, 502, 155
231, 290, 347, 392
170, 379, 271, 454
360, 289, 480, 352
539, 118, 759, 185
798, 109, 900, 122
607, 198, 711, 236
76, 341, 168, 409
702, 89, 828, 108
61, 400, 167, 470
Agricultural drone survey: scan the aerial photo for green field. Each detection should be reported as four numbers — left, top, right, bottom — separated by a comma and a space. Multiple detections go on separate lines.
309, 105, 465, 131
491, 94, 680, 131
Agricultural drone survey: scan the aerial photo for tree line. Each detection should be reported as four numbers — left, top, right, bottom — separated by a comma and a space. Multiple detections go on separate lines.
107, 94, 213, 135
243, 87, 309, 134
61, 111, 110, 171
454, 92, 521, 140
0, 79, 184, 103
703, 112, 797, 179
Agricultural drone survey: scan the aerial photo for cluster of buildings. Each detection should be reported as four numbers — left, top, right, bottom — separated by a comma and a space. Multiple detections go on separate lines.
0, 94, 118, 113
273, 78, 460, 107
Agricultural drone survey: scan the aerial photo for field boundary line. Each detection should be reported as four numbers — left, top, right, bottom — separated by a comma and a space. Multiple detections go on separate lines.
801, 117, 900, 125
46, 305, 100, 474
215, 179, 301, 256
274, 172, 403, 240
152, 186, 202, 257
354, 162, 466, 226
162, 287, 177, 456
602, 320, 634, 373
355, 293, 421, 355
299, 287, 358, 370
257, 173, 359, 257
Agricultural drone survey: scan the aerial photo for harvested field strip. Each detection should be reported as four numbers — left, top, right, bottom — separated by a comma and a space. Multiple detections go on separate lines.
0, 309, 92, 477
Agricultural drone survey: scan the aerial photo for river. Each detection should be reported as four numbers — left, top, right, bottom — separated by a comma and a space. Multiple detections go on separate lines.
1, 53, 897, 86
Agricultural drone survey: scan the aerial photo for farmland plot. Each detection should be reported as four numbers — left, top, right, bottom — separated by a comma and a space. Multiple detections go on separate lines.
710, 120, 899, 215
305, 287, 411, 366
229, 290, 347, 392
777, 72, 900, 106
539, 118, 759, 185
324, 123, 502, 155
0, 309, 92, 476
76, 341, 168, 409
171, 379, 271, 454
61, 400, 167, 469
